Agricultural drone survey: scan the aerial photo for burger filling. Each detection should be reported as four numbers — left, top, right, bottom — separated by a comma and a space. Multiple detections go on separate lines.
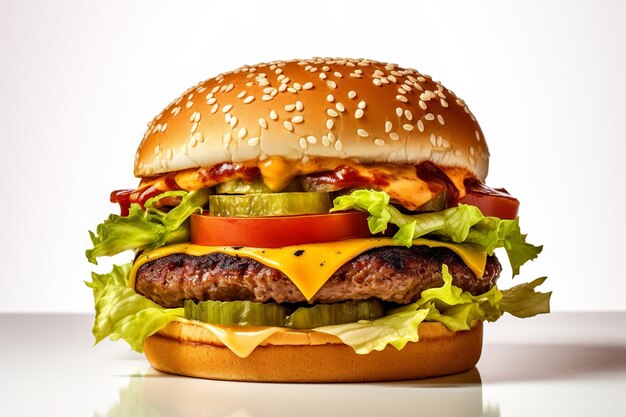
87, 161, 550, 356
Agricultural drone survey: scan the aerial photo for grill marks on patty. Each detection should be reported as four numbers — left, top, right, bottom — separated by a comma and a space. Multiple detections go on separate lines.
135, 246, 502, 308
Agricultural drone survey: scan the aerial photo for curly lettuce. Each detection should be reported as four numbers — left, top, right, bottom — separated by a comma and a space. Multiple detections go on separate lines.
332, 189, 542, 275
86, 189, 211, 264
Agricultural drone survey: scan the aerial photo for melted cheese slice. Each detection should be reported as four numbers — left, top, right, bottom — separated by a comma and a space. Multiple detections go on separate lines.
183, 320, 285, 358
129, 238, 486, 301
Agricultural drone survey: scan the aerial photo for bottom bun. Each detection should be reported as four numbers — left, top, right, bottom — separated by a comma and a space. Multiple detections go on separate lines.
144, 320, 482, 382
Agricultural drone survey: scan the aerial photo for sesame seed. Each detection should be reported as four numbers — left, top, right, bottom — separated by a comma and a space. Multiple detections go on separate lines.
302, 82, 314, 90
287, 88, 297, 94
191, 123, 198, 133
396, 95, 408, 103
285, 104, 296, 112
374, 139, 385, 146
211, 86, 220, 94
441, 98, 448, 107
403, 124, 414, 131
307, 136, 317, 144
185, 101, 194, 109
334, 140, 343, 151
348, 91, 357, 99
211, 104, 219, 114
259, 118, 268, 129
278, 84, 287, 92
389, 132, 399, 141
328, 132, 336, 143
223, 132, 232, 148
322, 136, 330, 147
373, 79, 382, 86
296, 101, 304, 111
292, 115, 304, 124
475, 130, 481, 141
275, 68, 283, 74
387, 75, 397, 83
429, 133, 437, 146
259, 153, 268, 161
190, 111, 201, 122
354, 108, 364, 119
357, 129, 369, 137
270, 110, 278, 120
207, 97, 217, 105
336, 102, 345, 112
327, 108, 339, 117
283, 121, 294, 131
374, 69, 384, 77
385, 121, 392, 132
396, 107, 403, 117
419, 100, 427, 110
437, 136, 443, 147
319, 73, 327, 80
293, 82, 302, 91
222, 104, 233, 113
237, 91, 246, 99
417, 120, 424, 132
225, 84, 234, 92
230, 116, 238, 128
420, 93, 430, 101
299, 137, 307, 149
404, 110, 413, 121
247, 136, 259, 146
262, 95, 273, 101
327, 94, 335, 102
244, 96, 255, 104
469, 146, 475, 156
437, 115, 445, 125
425, 113, 435, 121
327, 80, 337, 89
171, 106, 181, 116
225, 113, 231, 123
326, 119, 334, 129
334, 71, 343, 78
161, 123, 168, 132
380, 78, 389, 85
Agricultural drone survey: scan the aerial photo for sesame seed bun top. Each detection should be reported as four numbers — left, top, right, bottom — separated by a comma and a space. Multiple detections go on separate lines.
135, 58, 489, 180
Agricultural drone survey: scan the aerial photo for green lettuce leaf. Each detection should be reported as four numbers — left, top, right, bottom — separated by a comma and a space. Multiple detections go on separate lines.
86, 189, 211, 264
499, 277, 552, 318
332, 189, 542, 275
87, 263, 184, 352
313, 305, 430, 354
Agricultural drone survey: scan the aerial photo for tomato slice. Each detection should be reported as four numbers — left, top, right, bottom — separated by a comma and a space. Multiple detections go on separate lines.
456, 181, 520, 219
190, 211, 372, 248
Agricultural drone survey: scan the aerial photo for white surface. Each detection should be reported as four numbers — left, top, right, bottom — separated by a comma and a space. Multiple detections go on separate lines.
1, 312, 625, 417
1, 0, 626, 312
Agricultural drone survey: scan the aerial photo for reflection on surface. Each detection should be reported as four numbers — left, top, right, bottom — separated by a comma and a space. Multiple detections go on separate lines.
102, 367, 500, 417
480, 344, 626, 383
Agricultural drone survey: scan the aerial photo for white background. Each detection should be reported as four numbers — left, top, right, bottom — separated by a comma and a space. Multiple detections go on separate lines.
1, 0, 624, 312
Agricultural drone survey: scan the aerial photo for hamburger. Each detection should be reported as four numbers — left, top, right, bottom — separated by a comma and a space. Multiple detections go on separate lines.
86, 57, 550, 382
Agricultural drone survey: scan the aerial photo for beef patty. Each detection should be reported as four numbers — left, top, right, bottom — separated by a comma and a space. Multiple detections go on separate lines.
135, 246, 502, 308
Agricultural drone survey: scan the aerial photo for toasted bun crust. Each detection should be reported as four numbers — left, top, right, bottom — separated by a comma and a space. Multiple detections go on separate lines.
135, 58, 489, 180
144, 321, 482, 382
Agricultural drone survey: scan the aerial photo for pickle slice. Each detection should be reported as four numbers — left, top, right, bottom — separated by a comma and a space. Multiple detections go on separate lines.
416, 191, 448, 212
209, 192, 332, 217
215, 178, 301, 194
284, 300, 385, 329
184, 300, 288, 327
